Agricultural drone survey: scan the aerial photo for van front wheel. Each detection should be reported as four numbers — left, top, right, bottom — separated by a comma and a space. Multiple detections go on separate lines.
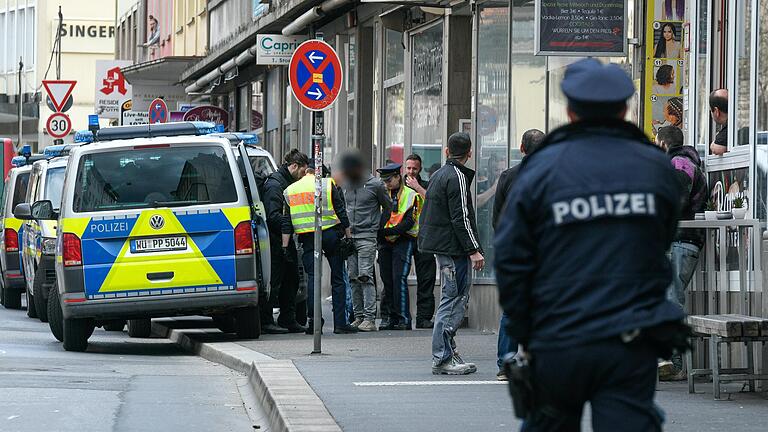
234, 307, 261, 339
63, 318, 93, 352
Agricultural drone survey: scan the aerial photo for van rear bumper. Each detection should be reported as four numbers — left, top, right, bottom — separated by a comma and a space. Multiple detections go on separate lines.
60, 286, 258, 320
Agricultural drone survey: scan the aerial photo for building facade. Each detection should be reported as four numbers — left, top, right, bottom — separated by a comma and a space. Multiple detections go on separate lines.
0, 0, 117, 149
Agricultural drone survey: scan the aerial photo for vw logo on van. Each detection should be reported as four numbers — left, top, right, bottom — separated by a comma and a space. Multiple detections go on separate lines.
149, 215, 165, 230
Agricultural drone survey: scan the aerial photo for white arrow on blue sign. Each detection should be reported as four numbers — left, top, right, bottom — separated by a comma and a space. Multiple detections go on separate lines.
308, 51, 325, 65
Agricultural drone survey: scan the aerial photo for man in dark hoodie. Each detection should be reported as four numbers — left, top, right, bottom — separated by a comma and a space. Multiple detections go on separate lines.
656, 125, 708, 380
260, 149, 310, 334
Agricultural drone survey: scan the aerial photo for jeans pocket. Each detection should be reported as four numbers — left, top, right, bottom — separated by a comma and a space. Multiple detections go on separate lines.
441, 264, 459, 298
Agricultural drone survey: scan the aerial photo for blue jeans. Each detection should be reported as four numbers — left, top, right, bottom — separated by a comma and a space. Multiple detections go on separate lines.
666, 241, 700, 311
432, 254, 472, 365
299, 227, 348, 329
497, 313, 517, 370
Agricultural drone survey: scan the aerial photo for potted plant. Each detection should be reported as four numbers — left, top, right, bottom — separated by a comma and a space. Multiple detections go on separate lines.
705, 200, 718, 220
732, 196, 748, 219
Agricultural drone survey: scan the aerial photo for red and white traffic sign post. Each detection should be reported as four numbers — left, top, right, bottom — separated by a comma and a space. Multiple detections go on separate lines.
288, 39, 342, 354
148, 98, 169, 124
46, 112, 72, 139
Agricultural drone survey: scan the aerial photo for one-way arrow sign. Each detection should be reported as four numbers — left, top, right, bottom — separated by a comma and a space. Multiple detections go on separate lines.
307, 88, 323, 100
308, 51, 325, 65
43, 80, 77, 112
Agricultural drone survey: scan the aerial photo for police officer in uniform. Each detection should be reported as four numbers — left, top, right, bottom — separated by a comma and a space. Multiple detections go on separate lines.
495, 59, 685, 431
284, 161, 359, 334
377, 163, 420, 330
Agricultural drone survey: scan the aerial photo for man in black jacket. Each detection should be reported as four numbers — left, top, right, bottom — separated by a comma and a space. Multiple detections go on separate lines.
260, 149, 309, 334
419, 132, 485, 375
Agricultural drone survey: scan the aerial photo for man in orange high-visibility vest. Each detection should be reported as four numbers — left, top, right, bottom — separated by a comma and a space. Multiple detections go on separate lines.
377, 163, 421, 331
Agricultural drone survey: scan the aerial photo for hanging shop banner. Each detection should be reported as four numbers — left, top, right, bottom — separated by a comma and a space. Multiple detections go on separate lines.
535, 0, 627, 56
643, 0, 688, 139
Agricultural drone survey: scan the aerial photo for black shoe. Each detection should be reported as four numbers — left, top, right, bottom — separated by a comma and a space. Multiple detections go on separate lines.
263, 323, 289, 334
391, 323, 411, 331
379, 319, 392, 330
416, 319, 434, 329
305, 319, 324, 335
279, 321, 306, 334
334, 324, 359, 334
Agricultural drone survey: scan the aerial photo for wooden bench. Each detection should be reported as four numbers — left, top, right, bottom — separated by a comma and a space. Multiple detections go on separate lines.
686, 314, 768, 399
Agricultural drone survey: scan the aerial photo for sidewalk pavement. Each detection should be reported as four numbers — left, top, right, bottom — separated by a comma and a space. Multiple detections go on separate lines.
156, 315, 768, 432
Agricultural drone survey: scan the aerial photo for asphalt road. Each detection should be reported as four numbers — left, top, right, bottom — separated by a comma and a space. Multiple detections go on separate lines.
0, 304, 261, 432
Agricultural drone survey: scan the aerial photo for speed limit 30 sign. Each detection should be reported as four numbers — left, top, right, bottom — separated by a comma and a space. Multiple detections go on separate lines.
46, 112, 72, 139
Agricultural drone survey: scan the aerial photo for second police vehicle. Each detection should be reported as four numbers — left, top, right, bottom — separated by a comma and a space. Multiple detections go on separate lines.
15, 122, 271, 351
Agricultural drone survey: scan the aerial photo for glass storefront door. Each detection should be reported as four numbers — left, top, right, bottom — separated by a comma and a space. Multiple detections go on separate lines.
410, 20, 444, 178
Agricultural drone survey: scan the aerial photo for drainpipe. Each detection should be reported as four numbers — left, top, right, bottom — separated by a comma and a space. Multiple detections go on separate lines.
281, 0, 353, 36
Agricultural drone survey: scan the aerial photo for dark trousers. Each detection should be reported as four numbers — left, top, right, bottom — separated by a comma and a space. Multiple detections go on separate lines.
299, 227, 347, 329
378, 237, 415, 326
414, 249, 436, 322
497, 313, 517, 370
260, 239, 299, 326
523, 340, 662, 432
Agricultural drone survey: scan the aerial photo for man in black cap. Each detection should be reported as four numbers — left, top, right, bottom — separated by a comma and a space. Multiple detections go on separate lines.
377, 162, 421, 330
495, 58, 686, 430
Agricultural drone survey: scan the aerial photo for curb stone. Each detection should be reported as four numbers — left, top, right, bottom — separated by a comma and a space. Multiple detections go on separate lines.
152, 320, 342, 432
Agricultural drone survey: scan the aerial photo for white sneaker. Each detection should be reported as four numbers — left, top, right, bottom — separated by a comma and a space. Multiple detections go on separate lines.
350, 318, 363, 328
358, 320, 377, 332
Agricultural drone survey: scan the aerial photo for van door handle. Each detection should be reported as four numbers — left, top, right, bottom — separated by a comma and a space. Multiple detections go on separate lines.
147, 272, 174, 281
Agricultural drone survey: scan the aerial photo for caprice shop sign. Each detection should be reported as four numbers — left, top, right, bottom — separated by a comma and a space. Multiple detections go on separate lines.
256, 35, 309, 65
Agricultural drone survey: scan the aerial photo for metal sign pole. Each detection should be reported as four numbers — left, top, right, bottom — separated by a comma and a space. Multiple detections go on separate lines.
312, 111, 325, 354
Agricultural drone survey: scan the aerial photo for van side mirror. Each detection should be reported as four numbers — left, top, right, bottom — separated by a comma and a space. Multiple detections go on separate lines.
13, 203, 32, 220
30, 200, 58, 220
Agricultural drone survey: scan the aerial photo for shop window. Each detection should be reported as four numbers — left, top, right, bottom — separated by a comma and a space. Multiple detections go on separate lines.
694, 1, 711, 154
383, 28, 405, 165
475, 6, 509, 281
251, 80, 264, 137
411, 21, 443, 178
733, 0, 753, 148
237, 85, 250, 132
754, 1, 768, 221
372, 24, 382, 169
385, 29, 404, 80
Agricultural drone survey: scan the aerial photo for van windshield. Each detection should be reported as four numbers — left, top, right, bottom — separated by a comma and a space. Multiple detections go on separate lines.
73, 145, 239, 213
44, 167, 66, 210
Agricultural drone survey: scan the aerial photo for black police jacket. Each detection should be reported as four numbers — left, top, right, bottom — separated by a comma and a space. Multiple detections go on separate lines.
494, 119, 685, 351
262, 165, 295, 245
418, 159, 483, 256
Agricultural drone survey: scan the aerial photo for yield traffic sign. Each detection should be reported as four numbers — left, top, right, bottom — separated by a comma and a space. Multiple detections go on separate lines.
148, 98, 168, 124
46, 112, 72, 139
42, 80, 77, 112
288, 40, 343, 111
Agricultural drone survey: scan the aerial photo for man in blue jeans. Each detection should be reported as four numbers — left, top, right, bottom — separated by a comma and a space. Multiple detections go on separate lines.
656, 125, 709, 380
418, 132, 485, 375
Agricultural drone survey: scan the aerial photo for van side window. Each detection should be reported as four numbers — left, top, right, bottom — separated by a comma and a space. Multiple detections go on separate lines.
11, 173, 30, 211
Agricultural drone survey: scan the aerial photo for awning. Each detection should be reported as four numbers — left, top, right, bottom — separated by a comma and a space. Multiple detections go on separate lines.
122, 57, 201, 85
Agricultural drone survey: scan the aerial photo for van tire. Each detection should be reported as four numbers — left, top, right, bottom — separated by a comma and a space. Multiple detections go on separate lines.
63, 318, 93, 352
103, 320, 126, 332
26, 290, 37, 318
212, 315, 236, 333
2, 286, 22, 310
48, 285, 64, 342
127, 319, 152, 338
33, 274, 49, 323
234, 307, 261, 339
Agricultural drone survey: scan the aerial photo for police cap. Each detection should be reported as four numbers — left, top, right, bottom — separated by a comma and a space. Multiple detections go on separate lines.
561, 58, 634, 103
377, 163, 402, 179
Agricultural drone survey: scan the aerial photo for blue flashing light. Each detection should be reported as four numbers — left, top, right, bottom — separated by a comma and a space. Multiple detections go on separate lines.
44, 144, 76, 158
237, 133, 260, 146
20, 144, 31, 157
214, 124, 225, 133
190, 121, 218, 135
11, 156, 26, 167
74, 130, 94, 143
88, 115, 100, 127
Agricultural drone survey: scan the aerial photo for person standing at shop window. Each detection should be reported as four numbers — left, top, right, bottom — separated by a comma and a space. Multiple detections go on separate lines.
419, 133, 485, 375
655, 125, 709, 381
653, 23, 682, 59
403, 154, 437, 329
339, 152, 392, 332
709, 89, 729, 155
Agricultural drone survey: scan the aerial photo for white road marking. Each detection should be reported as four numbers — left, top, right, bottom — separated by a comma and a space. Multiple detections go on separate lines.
354, 381, 504, 387
7, 415, 19, 420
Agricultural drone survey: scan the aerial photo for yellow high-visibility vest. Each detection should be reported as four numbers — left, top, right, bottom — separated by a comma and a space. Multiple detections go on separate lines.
384, 186, 421, 242
284, 175, 339, 234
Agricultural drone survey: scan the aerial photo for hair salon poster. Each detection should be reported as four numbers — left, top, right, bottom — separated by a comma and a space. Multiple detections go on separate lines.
643, 0, 687, 139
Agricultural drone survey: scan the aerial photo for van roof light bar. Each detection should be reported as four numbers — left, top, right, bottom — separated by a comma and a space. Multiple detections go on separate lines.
92, 121, 218, 142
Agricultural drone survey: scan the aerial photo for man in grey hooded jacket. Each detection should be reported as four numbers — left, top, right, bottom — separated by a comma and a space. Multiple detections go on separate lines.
340, 151, 392, 332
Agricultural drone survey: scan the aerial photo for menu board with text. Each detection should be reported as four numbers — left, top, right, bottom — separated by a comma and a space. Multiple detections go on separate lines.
535, 0, 627, 56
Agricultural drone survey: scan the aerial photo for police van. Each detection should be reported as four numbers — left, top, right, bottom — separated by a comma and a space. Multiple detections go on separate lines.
18, 122, 270, 351
0, 153, 45, 310
19, 146, 72, 322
